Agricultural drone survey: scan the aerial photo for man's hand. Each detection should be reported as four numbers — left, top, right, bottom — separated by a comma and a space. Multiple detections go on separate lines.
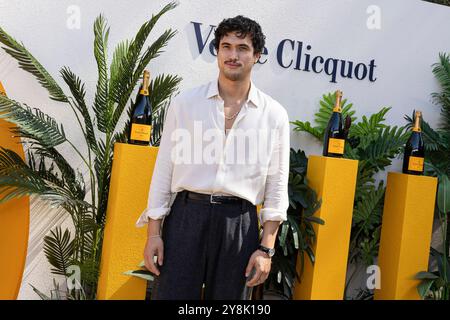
245, 249, 272, 287
143, 236, 164, 276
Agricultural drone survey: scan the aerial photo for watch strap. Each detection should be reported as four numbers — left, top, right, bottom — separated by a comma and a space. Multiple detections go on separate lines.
258, 244, 275, 257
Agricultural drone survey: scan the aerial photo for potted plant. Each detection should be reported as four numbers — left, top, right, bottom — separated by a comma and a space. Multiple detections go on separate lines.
0, 2, 181, 299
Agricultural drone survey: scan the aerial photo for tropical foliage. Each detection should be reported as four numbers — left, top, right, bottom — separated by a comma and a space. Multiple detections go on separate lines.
413, 53, 450, 300
0, 2, 181, 299
292, 92, 409, 298
262, 148, 322, 299
424, 0, 450, 7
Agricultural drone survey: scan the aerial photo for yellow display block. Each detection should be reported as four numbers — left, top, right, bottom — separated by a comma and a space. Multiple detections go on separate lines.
293, 155, 358, 300
97, 143, 158, 300
0, 81, 30, 300
374, 172, 437, 300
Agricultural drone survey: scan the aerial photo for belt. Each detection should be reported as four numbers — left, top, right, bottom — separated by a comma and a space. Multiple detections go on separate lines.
180, 190, 246, 205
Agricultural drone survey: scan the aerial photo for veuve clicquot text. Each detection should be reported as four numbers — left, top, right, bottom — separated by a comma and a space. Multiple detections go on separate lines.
402, 111, 425, 175
323, 90, 345, 157
129, 70, 152, 145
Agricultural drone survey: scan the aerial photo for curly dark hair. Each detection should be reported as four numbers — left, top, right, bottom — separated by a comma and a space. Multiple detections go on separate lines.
214, 15, 266, 55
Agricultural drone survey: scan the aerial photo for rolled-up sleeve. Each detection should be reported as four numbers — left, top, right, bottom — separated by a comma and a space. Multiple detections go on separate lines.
259, 109, 290, 225
135, 99, 178, 228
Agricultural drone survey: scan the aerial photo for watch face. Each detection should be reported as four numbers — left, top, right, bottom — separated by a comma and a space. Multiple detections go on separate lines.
259, 245, 275, 257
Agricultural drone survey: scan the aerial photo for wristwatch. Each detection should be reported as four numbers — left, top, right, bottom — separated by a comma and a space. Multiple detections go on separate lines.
258, 244, 275, 258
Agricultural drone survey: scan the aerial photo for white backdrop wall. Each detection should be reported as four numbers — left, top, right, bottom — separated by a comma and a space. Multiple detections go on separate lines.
0, 0, 449, 299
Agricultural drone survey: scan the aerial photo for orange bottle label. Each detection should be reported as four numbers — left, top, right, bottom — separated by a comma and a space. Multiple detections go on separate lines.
130, 124, 151, 142
328, 138, 345, 154
408, 156, 424, 172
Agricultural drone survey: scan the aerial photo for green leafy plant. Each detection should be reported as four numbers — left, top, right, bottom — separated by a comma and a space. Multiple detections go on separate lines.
0, 2, 181, 299
423, 0, 450, 7
292, 92, 409, 299
413, 53, 450, 300
124, 261, 155, 282
30, 278, 86, 300
262, 148, 322, 299
124, 260, 155, 299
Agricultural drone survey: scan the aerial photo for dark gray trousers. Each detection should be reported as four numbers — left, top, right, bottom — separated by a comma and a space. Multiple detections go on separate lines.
151, 191, 260, 300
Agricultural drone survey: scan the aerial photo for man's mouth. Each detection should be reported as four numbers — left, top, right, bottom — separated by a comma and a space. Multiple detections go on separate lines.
225, 61, 241, 68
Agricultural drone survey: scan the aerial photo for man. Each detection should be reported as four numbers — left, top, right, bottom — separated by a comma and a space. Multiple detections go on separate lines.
136, 15, 290, 300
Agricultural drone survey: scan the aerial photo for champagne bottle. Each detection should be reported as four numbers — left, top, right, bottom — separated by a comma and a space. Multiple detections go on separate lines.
129, 70, 152, 145
323, 90, 345, 157
402, 111, 425, 175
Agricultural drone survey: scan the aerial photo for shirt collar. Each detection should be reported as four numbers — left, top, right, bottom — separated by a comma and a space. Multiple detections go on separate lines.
206, 80, 260, 108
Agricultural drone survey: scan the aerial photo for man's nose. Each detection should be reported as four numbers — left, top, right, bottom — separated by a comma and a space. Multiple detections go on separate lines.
229, 48, 239, 60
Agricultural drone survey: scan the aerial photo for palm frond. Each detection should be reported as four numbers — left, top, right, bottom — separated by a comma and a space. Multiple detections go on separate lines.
109, 39, 130, 102
0, 172, 90, 209
135, 28, 177, 75
77, 258, 101, 287
92, 15, 110, 133
0, 147, 89, 210
357, 125, 408, 171
0, 26, 68, 102
29, 152, 65, 189
43, 227, 74, 276
291, 120, 323, 140
149, 74, 181, 145
350, 107, 390, 137
149, 73, 181, 112
151, 100, 168, 146
111, 28, 177, 132
60, 67, 98, 153
28, 146, 86, 200
110, 2, 177, 105
0, 95, 66, 148
432, 53, 450, 132
72, 209, 97, 250
29, 284, 51, 300
0, 147, 53, 202
93, 140, 112, 225
433, 53, 450, 96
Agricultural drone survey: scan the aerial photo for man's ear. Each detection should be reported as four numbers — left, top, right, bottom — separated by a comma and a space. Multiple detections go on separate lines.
254, 52, 261, 64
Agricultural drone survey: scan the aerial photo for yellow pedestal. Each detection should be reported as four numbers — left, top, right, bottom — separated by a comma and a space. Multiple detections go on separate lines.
0, 81, 30, 300
97, 143, 158, 300
374, 172, 437, 300
293, 155, 358, 300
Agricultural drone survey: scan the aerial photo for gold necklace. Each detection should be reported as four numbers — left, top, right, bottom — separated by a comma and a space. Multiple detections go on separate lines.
224, 107, 242, 120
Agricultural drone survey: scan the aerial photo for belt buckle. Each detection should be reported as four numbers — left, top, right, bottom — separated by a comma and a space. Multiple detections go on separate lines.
210, 194, 221, 204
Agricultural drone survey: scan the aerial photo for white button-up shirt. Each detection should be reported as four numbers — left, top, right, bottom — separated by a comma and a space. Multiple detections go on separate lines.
136, 80, 290, 227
